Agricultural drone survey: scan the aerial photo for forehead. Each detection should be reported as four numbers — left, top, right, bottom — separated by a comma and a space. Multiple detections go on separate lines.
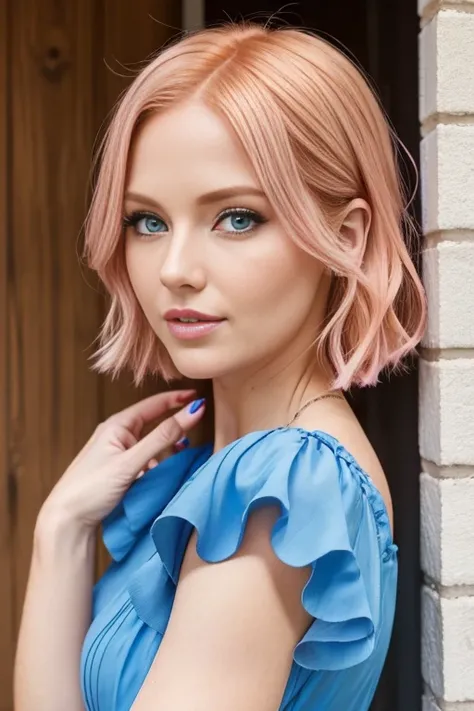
126, 101, 259, 193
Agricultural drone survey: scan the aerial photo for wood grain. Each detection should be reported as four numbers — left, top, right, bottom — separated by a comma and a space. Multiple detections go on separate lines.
1, 2, 187, 704
98, 0, 183, 421
9, 0, 102, 641
0, 0, 14, 707
93, 0, 184, 577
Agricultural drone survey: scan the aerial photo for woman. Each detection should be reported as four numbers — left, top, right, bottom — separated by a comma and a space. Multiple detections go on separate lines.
14, 22, 426, 711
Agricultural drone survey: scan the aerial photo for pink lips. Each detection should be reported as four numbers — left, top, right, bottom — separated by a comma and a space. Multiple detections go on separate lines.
163, 308, 226, 341
166, 320, 224, 340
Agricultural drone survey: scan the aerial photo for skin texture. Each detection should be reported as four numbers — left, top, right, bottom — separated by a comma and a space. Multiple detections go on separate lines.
124, 100, 339, 452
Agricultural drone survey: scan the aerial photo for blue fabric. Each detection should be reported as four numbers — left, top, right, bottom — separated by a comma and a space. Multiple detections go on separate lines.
81, 427, 398, 711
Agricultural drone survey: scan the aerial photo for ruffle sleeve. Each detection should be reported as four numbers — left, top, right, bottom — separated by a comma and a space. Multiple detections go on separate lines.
141, 427, 397, 671
101, 444, 213, 562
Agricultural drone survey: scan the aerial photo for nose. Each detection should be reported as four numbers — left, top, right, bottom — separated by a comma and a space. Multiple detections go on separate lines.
159, 230, 207, 292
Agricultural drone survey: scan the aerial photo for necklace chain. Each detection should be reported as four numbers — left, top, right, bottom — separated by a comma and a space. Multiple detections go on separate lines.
286, 391, 345, 427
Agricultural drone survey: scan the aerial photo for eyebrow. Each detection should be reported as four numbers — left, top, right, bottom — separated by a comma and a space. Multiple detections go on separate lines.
124, 186, 266, 209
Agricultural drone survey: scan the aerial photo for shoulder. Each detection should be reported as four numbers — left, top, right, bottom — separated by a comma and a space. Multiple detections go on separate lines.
154, 424, 396, 595
152, 425, 393, 568
141, 425, 397, 681
293, 398, 394, 535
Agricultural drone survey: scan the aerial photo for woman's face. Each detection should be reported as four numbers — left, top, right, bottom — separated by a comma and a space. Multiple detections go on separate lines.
124, 100, 329, 381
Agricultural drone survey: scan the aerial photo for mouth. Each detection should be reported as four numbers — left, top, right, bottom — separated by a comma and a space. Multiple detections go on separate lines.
163, 309, 226, 340
165, 318, 226, 340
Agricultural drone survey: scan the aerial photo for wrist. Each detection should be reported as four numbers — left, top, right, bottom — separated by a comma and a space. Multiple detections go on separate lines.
35, 504, 97, 553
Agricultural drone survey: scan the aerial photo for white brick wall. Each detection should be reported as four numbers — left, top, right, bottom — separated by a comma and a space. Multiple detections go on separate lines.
419, 359, 474, 465
420, 473, 474, 585
419, 0, 474, 16
420, 126, 474, 232
419, 5, 474, 709
422, 588, 474, 701
419, 11, 474, 119
422, 242, 474, 347
422, 696, 442, 711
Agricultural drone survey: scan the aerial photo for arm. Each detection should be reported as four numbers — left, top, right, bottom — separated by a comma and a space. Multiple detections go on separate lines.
131, 505, 313, 711
13, 389, 205, 711
14, 510, 95, 711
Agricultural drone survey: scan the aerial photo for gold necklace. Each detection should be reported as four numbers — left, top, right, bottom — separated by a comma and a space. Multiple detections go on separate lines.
286, 391, 345, 427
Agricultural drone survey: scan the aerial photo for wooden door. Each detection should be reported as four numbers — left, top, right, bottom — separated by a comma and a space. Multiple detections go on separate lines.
0, 2, 181, 708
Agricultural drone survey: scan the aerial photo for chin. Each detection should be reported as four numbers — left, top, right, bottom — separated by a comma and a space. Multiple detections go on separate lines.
168, 350, 239, 381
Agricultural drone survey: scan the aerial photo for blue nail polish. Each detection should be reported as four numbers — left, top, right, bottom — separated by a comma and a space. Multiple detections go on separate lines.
188, 398, 205, 414
176, 436, 190, 449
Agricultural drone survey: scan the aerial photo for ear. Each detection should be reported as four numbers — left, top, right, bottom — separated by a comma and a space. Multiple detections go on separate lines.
339, 198, 372, 265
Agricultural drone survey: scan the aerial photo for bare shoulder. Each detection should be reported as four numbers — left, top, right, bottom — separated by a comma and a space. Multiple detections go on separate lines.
294, 396, 394, 536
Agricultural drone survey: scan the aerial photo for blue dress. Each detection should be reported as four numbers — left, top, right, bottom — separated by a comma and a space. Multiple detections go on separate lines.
80, 427, 398, 710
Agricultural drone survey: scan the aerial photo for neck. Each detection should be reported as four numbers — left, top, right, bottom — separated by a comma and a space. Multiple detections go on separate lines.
210, 347, 334, 454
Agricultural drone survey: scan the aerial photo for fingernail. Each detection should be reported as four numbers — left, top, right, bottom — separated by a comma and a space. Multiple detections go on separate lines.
188, 398, 205, 414
175, 436, 190, 450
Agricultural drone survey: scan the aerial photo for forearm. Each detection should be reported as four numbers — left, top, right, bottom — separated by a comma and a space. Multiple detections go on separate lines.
14, 510, 96, 711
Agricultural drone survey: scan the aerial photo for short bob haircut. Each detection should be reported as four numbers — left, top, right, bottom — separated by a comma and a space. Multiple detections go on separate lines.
84, 23, 426, 391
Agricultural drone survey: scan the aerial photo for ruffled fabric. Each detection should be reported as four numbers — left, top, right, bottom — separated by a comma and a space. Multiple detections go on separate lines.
102, 443, 213, 562
102, 427, 396, 672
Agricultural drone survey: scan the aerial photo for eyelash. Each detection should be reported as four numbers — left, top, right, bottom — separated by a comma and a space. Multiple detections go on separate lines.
122, 207, 267, 239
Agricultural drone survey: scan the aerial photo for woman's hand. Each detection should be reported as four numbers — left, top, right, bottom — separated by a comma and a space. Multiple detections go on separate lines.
39, 389, 206, 532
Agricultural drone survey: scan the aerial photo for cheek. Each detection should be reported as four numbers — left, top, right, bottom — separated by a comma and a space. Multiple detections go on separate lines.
231, 241, 326, 355
125, 245, 157, 313
232, 248, 318, 316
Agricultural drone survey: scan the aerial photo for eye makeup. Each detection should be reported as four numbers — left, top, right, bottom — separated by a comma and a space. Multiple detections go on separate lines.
122, 206, 268, 238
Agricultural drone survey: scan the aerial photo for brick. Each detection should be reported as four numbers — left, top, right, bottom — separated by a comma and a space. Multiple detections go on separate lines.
421, 472, 474, 585
419, 14, 439, 120
422, 586, 444, 698
419, 359, 474, 465
420, 125, 474, 233
422, 587, 474, 702
420, 0, 474, 13
420, 11, 474, 120
422, 241, 474, 348
422, 695, 474, 711
421, 472, 442, 581
422, 696, 442, 711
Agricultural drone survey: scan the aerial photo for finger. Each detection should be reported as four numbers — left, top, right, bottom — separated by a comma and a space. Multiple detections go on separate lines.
124, 398, 206, 473
110, 389, 197, 437
136, 457, 161, 480
174, 437, 190, 453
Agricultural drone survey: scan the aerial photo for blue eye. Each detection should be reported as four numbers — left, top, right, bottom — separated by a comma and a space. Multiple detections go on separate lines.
123, 212, 167, 237
123, 207, 267, 238
215, 209, 265, 235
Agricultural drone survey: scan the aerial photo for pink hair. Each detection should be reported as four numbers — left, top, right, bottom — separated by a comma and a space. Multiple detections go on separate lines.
83, 23, 427, 390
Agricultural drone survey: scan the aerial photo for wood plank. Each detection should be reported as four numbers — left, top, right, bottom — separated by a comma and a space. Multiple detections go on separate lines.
0, 1, 14, 707
93, 0, 184, 577
98, 0, 184, 415
101, 0, 183, 123
9, 0, 101, 637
